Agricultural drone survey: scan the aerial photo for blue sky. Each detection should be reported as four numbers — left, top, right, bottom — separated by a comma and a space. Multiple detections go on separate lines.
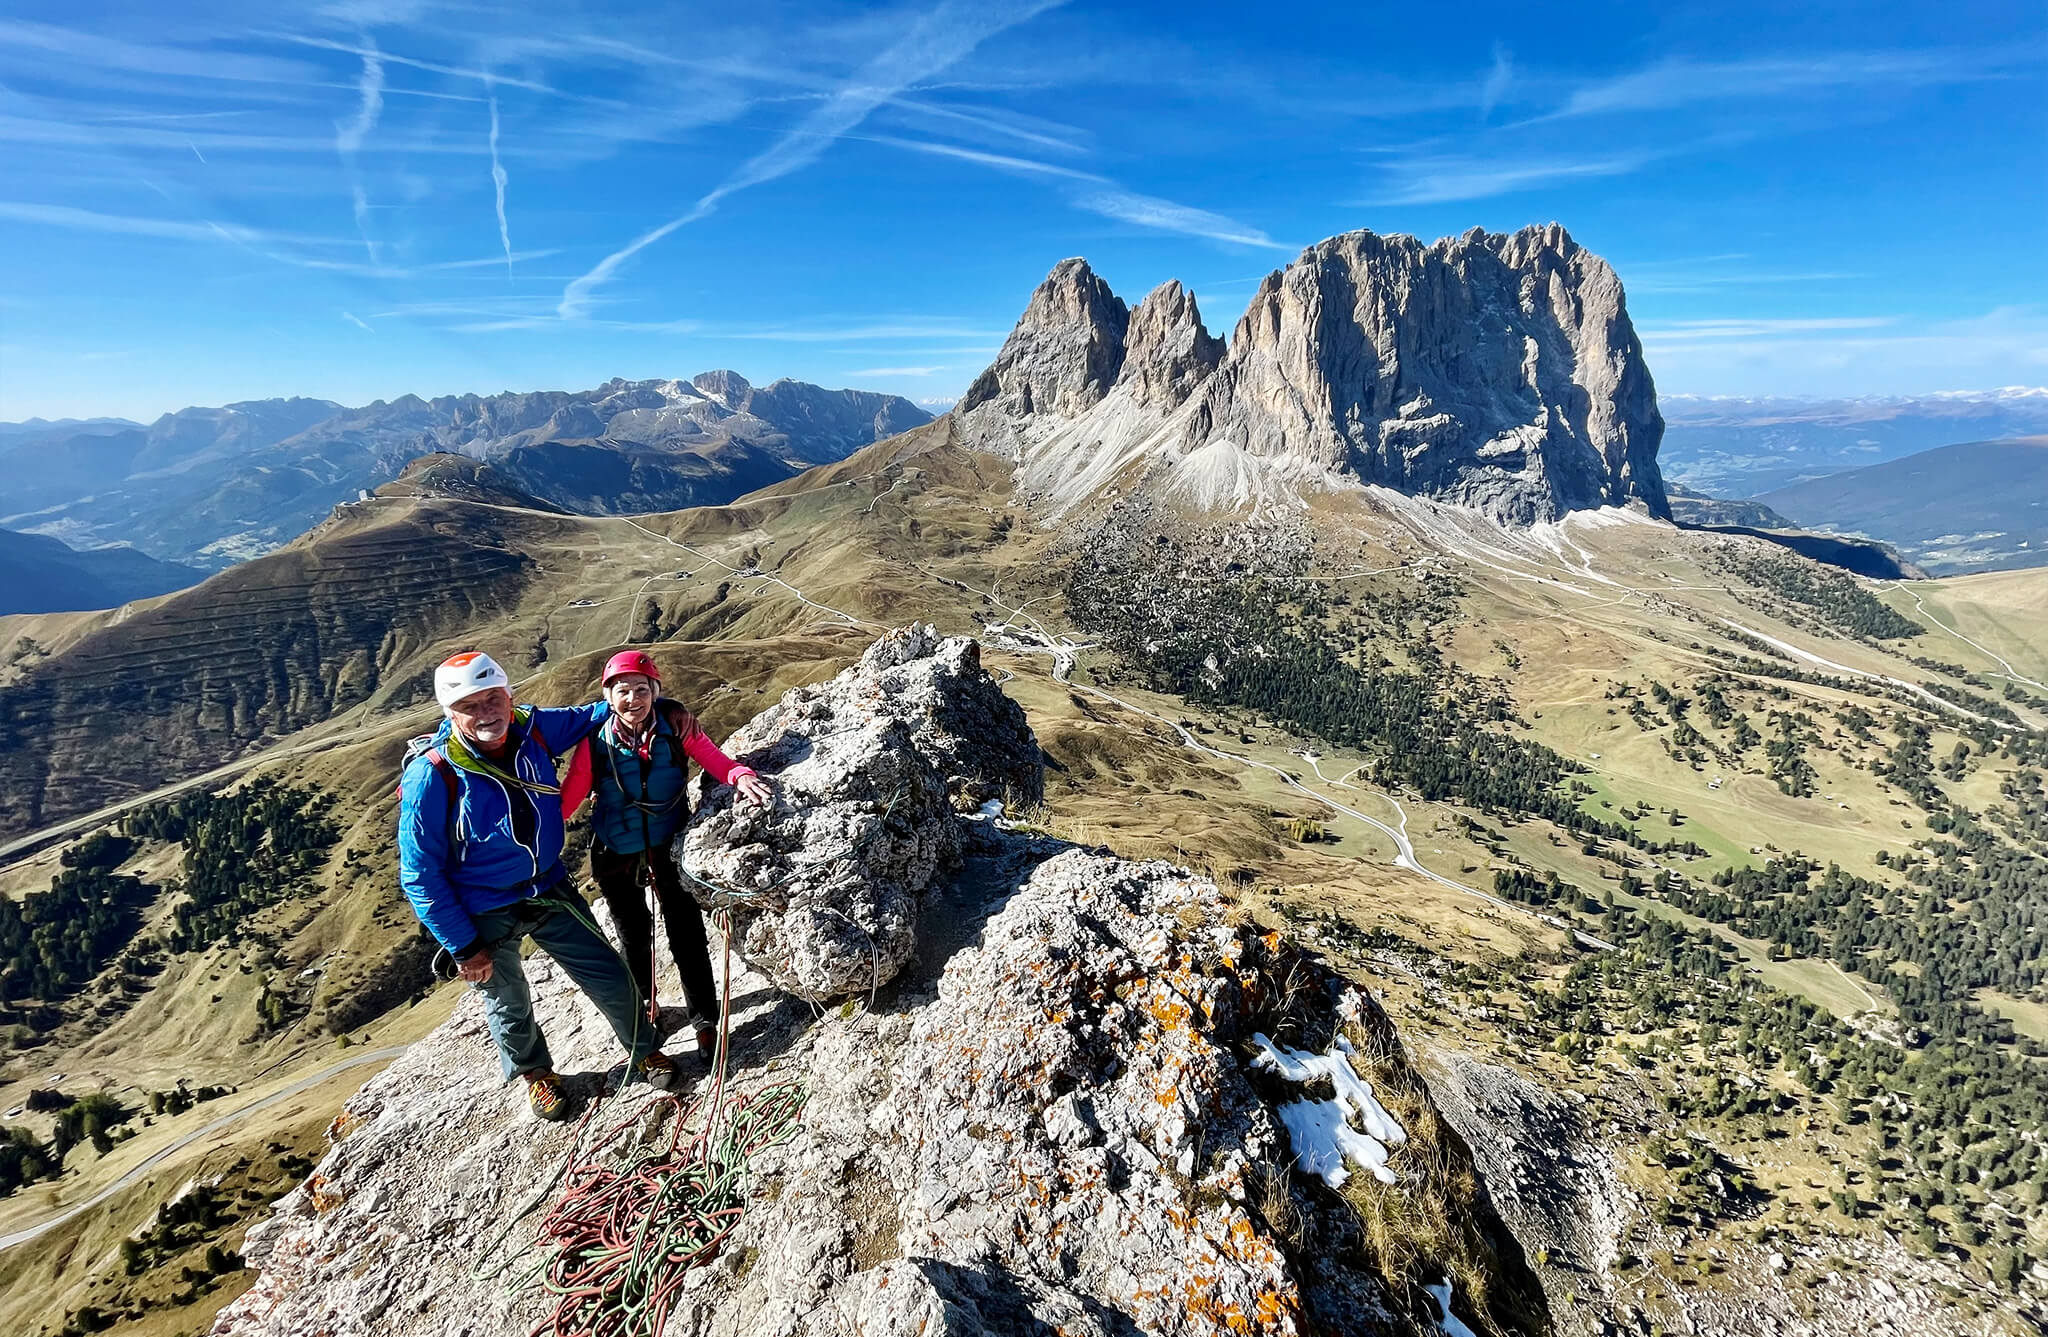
1, 0, 2043, 422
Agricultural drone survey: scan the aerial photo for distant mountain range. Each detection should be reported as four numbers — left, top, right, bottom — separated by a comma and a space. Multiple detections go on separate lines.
0, 374, 930, 569
0, 528, 205, 615
1756, 436, 2048, 575
1659, 388, 2048, 498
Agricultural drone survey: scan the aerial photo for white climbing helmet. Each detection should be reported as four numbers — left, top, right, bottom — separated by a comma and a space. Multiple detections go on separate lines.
434, 651, 510, 708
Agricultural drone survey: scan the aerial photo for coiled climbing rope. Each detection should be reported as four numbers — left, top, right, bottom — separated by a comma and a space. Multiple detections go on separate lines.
483, 774, 919, 1335
513, 907, 808, 1337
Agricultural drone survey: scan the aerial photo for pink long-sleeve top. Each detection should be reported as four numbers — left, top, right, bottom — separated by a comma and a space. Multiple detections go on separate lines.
557, 710, 754, 820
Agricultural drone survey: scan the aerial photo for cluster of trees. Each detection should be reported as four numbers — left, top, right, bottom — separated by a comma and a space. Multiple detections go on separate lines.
1484, 878, 2046, 1279
0, 1091, 131, 1199
48, 1091, 128, 1160
0, 833, 151, 1004
1066, 539, 1650, 843
1718, 551, 1924, 640
124, 779, 340, 953
119, 1184, 235, 1275
1764, 711, 1819, 797
0, 1126, 57, 1195
148, 1082, 231, 1117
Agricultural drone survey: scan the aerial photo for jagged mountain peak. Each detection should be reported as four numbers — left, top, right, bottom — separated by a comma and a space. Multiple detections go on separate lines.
692, 368, 753, 405
959, 223, 1670, 525
958, 257, 1130, 419
1117, 279, 1225, 411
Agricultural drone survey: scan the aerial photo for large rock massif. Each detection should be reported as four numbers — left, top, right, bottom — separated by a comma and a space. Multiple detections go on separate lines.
958, 225, 1670, 525
217, 629, 1528, 1337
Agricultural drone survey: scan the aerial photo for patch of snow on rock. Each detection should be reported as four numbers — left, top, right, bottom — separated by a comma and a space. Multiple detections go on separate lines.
1251, 1032, 1405, 1186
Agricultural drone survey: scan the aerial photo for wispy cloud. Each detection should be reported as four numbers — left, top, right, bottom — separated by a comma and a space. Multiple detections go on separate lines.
1072, 187, 1291, 251
1478, 44, 1512, 120
1639, 316, 1894, 341
1644, 307, 2048, 396
888, 97, 1087, 154
883, 136, 1292, 250
0, 201, 346, 246
487, 88, 512, 274
1363, 151, 1648, 204
558, 0, 1066, 319
880, 136, 1090, 180
335, 42, 385, 265
277, 35, 561, 97
335, 46, 385, 157
0, 19, 316, 85
341, 310, 374, 332
1542, 49, 2011, 122
1619, 254, 1862, 294
718, 321, 1005, 342
294, 248, 561, 278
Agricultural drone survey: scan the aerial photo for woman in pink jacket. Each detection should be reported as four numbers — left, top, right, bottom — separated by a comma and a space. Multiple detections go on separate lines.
561, 650, 771, 1056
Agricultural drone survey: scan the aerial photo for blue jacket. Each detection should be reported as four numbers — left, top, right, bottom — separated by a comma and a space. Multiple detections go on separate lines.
397, 702, 610, 956
589, 717, 689, 857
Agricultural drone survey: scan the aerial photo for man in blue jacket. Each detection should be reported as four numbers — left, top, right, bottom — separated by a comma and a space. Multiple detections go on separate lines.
398, 650, 677, 1120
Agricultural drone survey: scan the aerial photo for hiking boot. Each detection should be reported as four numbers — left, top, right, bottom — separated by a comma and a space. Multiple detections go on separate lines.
694, 1023, 719, 1057
524, 1070, 570, 1122
638, 1051, 678, 1091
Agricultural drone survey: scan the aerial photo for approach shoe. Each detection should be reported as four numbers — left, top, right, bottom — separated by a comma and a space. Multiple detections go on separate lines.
525, 1070, 571, 1122
638, 1051, 678, 1091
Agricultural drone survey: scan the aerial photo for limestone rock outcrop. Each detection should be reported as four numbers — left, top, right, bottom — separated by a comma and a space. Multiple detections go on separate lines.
956, 225, 1672, 525
957, 258, 1128, 420
679, 624, 1042, 1002
1117, 279, 1226, 410
215, 628, 1535, 1337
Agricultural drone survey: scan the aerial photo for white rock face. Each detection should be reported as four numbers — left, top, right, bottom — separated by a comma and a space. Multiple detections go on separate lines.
957, 258, 1128, 422
957, 226, 1671, 525
1117, 279, 1226, 411
680, 625, 1042, 1002
220, 844, 1390, 1337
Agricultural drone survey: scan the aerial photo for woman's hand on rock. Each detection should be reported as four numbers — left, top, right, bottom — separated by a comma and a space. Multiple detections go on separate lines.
734, 772, 773, 807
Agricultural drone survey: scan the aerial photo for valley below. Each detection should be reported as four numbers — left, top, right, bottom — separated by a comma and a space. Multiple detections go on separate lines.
0, 422, 2042, 1336
0, 231, 2042, 1337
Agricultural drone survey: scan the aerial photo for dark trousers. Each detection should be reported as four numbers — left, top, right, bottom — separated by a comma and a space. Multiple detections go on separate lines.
470, 892, 654, 1082
590, 842, 719, 1029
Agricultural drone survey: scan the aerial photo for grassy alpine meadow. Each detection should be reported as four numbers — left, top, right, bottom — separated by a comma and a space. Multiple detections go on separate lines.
0, 437, 2043, 1331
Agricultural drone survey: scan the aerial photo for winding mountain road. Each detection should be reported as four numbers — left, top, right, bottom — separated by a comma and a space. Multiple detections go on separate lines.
0, 1045, 409, 1253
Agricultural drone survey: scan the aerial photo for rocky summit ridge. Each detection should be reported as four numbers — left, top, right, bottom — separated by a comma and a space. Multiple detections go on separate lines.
217, 627, 1538, 1337
958, 224, 1671, 525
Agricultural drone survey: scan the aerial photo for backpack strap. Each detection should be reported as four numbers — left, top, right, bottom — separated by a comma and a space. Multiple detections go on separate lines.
425, 749, 463, 873
397, 735, 465, 876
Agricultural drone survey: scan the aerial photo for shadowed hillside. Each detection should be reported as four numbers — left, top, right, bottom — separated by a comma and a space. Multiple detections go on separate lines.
1758, 437, 2048, 575
0, 530, 204, 614
0, 472, 553, 836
